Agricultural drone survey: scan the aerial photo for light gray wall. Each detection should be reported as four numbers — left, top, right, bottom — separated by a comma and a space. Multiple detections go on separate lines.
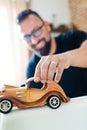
30, 0, 71, 26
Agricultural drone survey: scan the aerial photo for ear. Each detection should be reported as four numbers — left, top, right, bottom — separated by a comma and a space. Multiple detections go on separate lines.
44, 21, 51, 32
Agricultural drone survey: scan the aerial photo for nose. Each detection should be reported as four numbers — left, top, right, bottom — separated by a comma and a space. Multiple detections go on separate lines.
31, 35, 39, 44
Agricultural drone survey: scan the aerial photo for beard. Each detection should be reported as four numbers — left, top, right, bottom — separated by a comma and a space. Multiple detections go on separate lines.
32, 38, 51, 56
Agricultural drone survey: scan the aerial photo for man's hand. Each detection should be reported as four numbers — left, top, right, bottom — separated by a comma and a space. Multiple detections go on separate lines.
34, 53, 70, 83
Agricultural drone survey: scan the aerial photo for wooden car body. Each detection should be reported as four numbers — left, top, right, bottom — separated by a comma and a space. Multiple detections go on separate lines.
0, 77, 70, 113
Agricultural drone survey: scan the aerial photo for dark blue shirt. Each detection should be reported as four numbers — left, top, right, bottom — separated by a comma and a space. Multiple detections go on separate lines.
26, 30, 87, 98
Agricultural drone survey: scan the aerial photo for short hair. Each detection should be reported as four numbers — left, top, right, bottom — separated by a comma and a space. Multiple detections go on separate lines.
16, 9, 43, 24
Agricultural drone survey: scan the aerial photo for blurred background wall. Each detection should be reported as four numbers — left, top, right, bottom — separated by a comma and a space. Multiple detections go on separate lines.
69, 0, 87, 32
0, 0, 87, 85
30, 0, 71, 26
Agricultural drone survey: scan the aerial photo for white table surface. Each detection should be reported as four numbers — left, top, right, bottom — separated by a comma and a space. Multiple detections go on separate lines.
0, 96, 87, 130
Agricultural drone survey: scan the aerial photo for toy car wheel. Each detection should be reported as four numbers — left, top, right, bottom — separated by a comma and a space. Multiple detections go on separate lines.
0, 99, 13, 114
47, 95, 61, 109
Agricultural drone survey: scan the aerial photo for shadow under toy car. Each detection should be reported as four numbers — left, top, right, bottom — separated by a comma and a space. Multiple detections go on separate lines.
0, 77, 70, 114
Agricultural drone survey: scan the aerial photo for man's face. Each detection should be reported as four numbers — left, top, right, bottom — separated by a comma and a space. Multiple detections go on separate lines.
20, 14, 51, 56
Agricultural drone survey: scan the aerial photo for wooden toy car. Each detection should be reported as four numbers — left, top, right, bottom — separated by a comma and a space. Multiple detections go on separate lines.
0, 77, 70, 114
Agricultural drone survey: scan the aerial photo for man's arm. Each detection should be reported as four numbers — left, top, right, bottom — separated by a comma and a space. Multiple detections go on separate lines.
34, 40, 87, 83
66, 40, 87, 68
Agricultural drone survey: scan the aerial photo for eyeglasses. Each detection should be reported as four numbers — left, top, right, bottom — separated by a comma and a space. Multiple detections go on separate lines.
24, 23, 44, 42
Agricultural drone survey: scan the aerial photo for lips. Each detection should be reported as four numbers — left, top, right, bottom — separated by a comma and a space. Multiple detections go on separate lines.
36, 41, 46, 50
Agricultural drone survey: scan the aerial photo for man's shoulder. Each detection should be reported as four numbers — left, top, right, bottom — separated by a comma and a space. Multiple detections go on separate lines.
56, 30, 87, 41
57, 30, 86, 37
68, 30, 87, 36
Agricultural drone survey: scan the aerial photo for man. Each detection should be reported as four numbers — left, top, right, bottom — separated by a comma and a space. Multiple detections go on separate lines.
17, 9, 87, 98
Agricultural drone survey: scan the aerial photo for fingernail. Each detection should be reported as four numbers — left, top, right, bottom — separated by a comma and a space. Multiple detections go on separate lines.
47, 80, 51, 83
34, 77, 40, 82
41, 80, 46, 83
55, 79, 59, 83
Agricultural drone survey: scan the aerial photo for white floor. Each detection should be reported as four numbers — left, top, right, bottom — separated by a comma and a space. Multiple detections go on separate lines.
0, 96, 87, 130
